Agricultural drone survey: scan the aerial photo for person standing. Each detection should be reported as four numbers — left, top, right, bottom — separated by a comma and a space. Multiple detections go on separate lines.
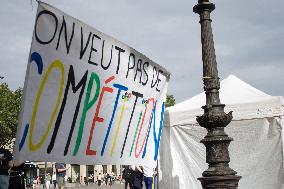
131, 166, 143, 189
45, 173, 51, 189
110, 172, 115, 185
32, 177, 37, 189
122, 166, 133, 189
36, 176, 41, 188
142, 165, 155, 189
52, 172, 56, 189
97, 173, 102, 186
8, 161, 25, 189
55, 163, 68, 189
104, 173, 109, 185
0, 147, 13, 189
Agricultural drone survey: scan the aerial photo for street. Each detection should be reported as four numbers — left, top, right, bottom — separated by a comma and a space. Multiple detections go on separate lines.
31, 181, 149, 189
74, 183, 125, 189
32, 182, 127, 189
69, 182, 149, 189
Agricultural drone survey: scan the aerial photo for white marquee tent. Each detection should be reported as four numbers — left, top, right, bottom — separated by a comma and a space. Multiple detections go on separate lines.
159, 75, 284, 189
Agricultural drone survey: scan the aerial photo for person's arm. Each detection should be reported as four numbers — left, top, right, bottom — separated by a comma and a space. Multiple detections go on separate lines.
56, 164, 69, 172
11, 160, 25, 168
153, 169, 157, 176
136, 166, 143, 173
131, 165, 136, 171
8, 160, 13, 168
57, 167, 69, 172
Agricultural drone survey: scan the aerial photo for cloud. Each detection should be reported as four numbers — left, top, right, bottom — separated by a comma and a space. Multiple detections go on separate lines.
0, 0, 283, 103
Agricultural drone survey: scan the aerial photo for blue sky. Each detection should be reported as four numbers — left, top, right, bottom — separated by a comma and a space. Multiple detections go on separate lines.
1, 0, 283, 102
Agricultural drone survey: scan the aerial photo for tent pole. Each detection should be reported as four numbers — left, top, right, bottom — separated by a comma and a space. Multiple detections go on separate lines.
193, 1, 241, 188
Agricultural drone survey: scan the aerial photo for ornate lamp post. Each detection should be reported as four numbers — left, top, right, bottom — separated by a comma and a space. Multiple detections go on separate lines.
193, 0, 241, 188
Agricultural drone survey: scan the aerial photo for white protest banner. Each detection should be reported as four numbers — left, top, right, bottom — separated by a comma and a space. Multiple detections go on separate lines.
14, 2, 170, 167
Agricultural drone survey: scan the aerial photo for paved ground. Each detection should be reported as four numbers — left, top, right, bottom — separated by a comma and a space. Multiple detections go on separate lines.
31, 181, 148, 189
73, 182, 149, 189
74, 183, 125, 189
31, 182, 126, 189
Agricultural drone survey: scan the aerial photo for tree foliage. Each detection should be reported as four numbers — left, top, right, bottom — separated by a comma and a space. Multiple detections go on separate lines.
0, 83, 22, 147
166, 94, 176, 107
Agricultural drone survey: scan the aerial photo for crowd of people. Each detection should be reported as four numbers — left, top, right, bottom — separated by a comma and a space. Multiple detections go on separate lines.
95, 172, 120, 186
1, 146, 157, 189
121, 165, 157, 189
0, 147, 66, 189
30, 163, 69, 189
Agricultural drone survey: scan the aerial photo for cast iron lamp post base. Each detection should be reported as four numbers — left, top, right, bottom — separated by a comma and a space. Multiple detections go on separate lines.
193, 0, 241, 188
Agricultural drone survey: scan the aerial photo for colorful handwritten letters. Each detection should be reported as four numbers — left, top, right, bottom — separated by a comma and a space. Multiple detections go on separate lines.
14, 2, 169, 167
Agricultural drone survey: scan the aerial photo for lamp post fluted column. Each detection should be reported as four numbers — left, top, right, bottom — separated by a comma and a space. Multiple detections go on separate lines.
193, 0, 241, 188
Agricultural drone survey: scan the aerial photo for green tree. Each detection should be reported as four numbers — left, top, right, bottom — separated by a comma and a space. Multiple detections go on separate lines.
166, 94, 176, 107
0, 83, 22, 147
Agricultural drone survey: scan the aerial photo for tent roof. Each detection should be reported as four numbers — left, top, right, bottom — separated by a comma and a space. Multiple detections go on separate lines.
165, 75, 283, 126
169, 75, 272, 112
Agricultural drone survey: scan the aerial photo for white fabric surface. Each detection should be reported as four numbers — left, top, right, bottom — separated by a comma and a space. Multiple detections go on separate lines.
159, 75, 284, 189
159, 118, 283, 189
